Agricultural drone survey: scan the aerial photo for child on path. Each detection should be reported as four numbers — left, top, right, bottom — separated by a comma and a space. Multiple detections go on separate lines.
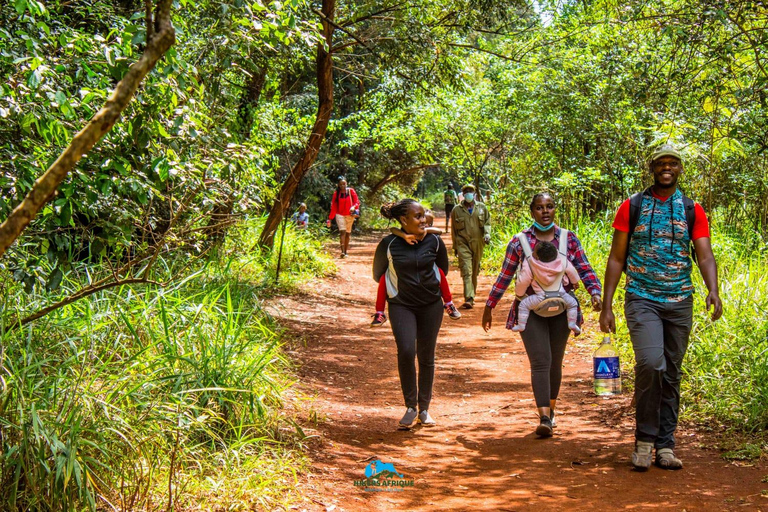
512, 240, 582, 335
372, 210, 461, 326
291, 203, 309, 229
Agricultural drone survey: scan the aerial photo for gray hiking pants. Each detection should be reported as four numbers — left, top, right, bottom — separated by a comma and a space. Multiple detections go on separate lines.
625, 293, 693, 449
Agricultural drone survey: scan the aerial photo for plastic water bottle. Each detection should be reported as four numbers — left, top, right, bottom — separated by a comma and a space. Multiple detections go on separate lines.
593, 336, 621, 395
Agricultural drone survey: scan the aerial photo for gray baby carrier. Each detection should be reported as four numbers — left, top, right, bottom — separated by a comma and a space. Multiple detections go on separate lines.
517, 230, 569, 317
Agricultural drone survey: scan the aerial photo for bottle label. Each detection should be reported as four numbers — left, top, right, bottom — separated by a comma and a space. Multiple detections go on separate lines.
594, 357, 620, 379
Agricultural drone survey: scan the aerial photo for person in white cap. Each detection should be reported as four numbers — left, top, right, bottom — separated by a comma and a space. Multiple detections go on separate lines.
600, 144, 722, 471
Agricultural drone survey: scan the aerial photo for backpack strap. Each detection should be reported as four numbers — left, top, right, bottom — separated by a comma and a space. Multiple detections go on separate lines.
558, 228, 568, 256
625, 189, 648, 271
517, 231, 566, 293
682, 194, 697, 262
627, 190, 645, 243
517, 232, 533, 259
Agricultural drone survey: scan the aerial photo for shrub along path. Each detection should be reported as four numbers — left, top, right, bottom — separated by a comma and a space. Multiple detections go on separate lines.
268, 224, 766, 511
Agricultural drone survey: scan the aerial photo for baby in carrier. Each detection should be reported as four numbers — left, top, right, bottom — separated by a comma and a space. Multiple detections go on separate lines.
512, 239, 581, 335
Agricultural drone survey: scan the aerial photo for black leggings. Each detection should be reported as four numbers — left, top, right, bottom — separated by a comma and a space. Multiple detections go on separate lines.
519, 312, 570, 408
388, 300, 444, 411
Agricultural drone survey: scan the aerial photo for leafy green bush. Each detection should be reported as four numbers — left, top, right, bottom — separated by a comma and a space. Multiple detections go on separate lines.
0, 219, 332, 510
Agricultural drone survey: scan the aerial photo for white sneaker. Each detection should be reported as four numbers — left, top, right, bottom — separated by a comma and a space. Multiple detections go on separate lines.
418, 410, 436, 426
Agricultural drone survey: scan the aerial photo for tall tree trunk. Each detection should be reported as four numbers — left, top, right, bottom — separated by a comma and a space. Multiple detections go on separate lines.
0, 0, 176, 260
258, 0, 335, 249
236, 65, 268, 139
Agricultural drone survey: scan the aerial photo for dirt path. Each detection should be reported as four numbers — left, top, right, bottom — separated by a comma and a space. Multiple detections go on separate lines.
268, 223, 766, 511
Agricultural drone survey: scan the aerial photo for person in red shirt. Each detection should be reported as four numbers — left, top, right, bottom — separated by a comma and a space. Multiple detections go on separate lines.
600, 144, 722, 472
326, 177, 359, 258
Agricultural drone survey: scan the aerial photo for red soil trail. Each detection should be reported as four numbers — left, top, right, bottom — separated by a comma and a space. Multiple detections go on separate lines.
268, 222, 766, 511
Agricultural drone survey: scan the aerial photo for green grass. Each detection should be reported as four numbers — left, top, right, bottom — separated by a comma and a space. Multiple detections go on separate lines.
0, 216, 334, 510
722, 443, 763, 461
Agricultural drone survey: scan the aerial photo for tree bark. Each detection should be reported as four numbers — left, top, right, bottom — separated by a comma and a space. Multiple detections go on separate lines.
236, 65, 268, 139
258, 0, 336, 249
0, 0, 176, 260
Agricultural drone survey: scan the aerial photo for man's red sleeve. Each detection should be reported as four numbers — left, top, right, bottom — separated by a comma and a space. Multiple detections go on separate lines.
611, 199, 631, 232
692, 203, 710, 239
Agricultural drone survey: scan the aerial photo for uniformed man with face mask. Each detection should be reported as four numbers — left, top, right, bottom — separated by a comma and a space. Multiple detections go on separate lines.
450, 184, 491, 308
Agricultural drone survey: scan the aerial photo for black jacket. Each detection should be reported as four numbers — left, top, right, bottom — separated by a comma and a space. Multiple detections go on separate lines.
373, 233, 449, 307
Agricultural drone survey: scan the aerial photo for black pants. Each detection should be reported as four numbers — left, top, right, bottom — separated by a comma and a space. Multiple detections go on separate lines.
625, 293, 693, 449
388, 300, 444, 411
519, 312, 570, 408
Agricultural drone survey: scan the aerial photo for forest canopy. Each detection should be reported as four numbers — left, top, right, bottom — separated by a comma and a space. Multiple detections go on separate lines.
1, 0, 767, 509
2, 0, 767, 268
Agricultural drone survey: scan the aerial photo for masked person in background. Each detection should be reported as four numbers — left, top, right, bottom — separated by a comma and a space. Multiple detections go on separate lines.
450, 184, 491, 309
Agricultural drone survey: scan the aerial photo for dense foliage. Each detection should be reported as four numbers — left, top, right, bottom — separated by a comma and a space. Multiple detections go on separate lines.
1, 0, 767, 508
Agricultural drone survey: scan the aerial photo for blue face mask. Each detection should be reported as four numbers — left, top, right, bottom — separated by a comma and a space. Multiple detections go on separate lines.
464, 192, 475, 202
533, 221, 554, 231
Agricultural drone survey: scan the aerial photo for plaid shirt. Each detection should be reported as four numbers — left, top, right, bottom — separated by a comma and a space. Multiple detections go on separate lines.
486, 226, 601, 329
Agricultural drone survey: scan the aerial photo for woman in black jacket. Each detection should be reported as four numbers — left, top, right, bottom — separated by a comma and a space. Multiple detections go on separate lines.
373, 199, 449, 428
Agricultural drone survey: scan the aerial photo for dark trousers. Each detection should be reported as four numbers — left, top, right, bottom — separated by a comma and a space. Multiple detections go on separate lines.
388, 300, 444, 411
625, 293, 693, 449
519, 312, 571, 408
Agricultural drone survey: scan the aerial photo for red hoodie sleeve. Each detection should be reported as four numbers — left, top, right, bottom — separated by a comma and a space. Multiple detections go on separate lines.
329, 191, 338, 220
350, 188, 360, 210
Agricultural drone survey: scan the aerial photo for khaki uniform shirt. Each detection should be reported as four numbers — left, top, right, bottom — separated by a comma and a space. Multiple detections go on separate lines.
451, 201, 491, 247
